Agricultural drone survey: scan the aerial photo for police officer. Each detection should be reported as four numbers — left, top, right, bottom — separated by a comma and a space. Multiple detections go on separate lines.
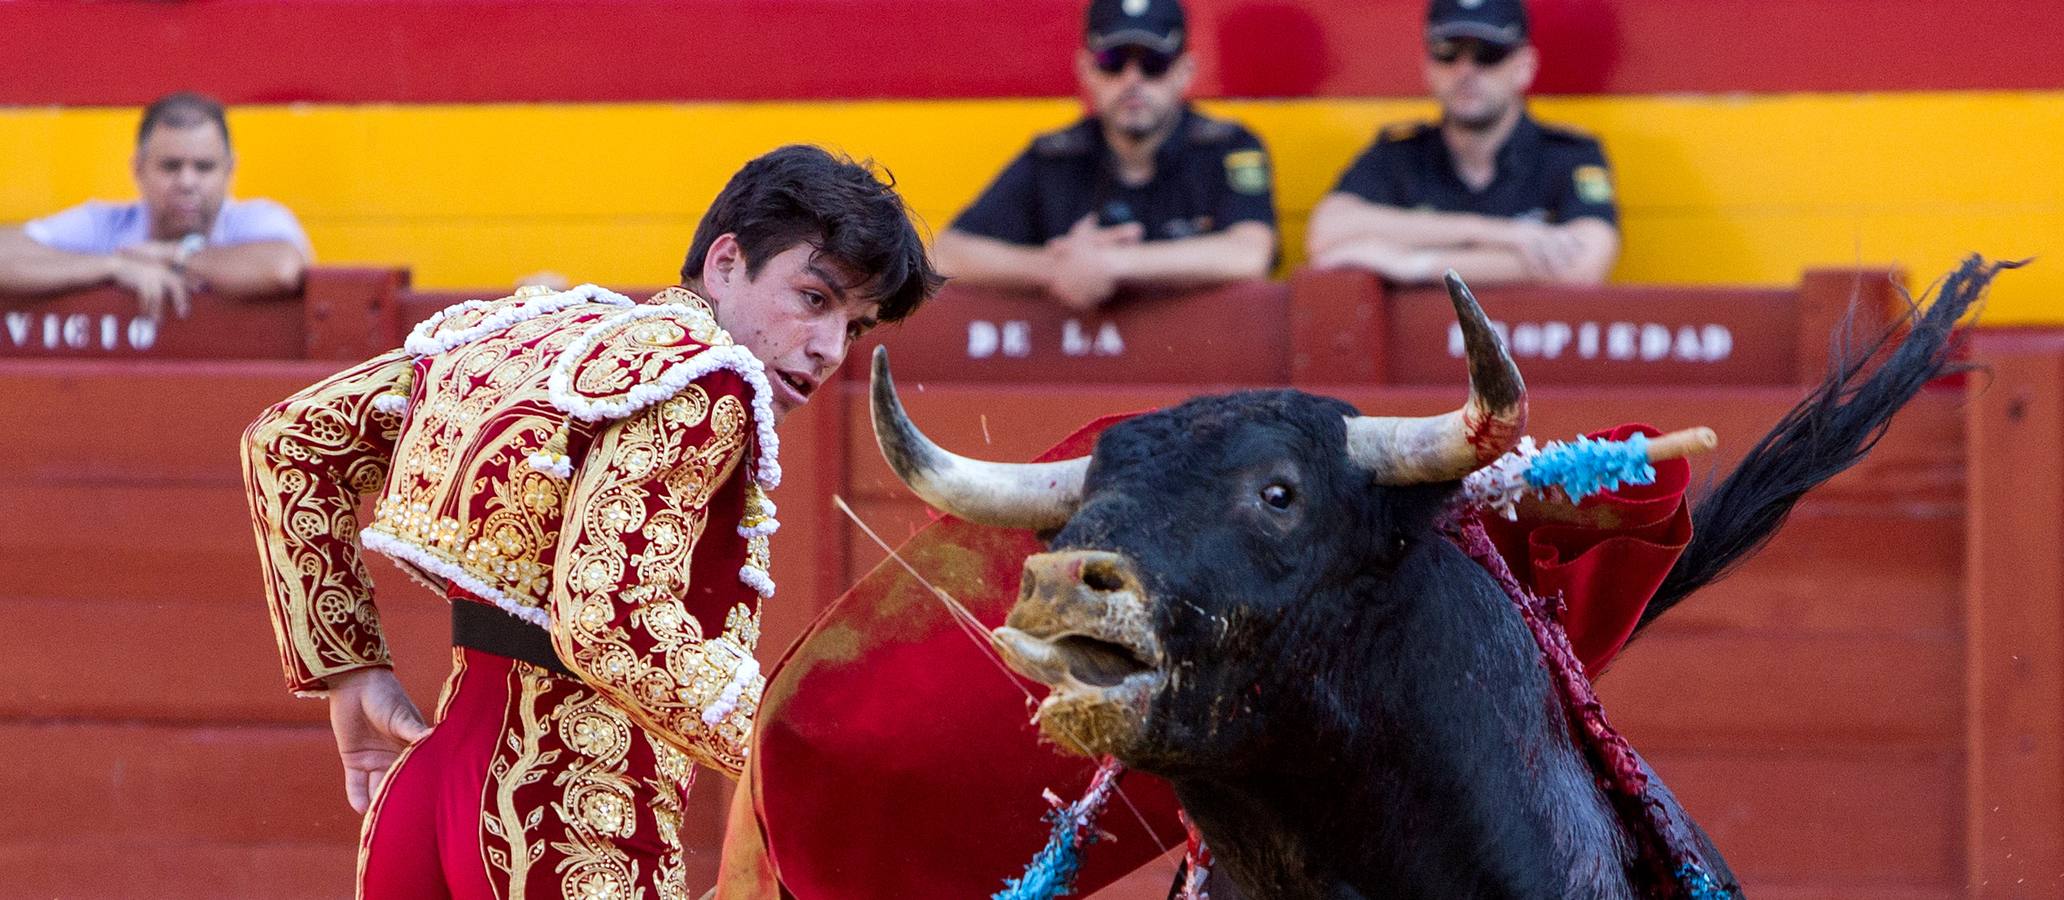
1307, 0, 1620, 287
932, 0, 1278, 310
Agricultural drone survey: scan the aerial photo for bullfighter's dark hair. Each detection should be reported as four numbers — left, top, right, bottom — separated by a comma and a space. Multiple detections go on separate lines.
681, 144, 944, 323
1636, 255, 2019, 634
138, 92, 230, 148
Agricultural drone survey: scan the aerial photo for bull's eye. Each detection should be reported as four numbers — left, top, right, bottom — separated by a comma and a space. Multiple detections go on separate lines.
1261, 484, 1295, 510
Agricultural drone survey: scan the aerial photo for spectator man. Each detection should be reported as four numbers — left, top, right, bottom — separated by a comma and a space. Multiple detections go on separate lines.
932, 0, 1277, 310
1307, 0, 1619, 287
0, 92, 312, 319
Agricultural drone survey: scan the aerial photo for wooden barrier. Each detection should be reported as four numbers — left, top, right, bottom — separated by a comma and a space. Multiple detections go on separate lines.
861, 267, 1905, 389
1381, 268, 1905, 387
0, 267, 407, 361
1965, 329, 2064, 896
852, 280, 1293, 384
4, 266, 1905, 388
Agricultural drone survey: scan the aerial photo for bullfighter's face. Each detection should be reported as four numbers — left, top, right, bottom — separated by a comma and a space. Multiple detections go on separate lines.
702, 235, 880, 423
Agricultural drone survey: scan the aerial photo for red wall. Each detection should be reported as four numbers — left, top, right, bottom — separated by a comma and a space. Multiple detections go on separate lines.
3, 0, 2057, 106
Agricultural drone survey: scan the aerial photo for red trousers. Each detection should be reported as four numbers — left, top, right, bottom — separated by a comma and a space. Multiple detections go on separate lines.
358, 648, 700, 899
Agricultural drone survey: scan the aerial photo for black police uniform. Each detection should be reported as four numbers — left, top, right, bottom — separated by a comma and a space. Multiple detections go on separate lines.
1331, 114, 1619, 227
950, 106, 1278, 245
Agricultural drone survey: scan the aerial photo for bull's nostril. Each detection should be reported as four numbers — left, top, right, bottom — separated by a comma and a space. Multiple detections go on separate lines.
1081, 558, 1126, 593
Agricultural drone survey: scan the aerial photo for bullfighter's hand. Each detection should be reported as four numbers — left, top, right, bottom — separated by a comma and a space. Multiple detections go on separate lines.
327, 666, 432, 814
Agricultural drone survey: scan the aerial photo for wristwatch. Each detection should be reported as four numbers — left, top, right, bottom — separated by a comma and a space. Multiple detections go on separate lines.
173, 232, 207, 269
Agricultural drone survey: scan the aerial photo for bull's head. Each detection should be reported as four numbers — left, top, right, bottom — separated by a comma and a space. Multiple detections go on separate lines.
872, 273, 1526, 769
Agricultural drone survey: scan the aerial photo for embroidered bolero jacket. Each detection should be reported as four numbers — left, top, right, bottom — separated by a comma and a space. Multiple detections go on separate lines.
240, 284, 780, 776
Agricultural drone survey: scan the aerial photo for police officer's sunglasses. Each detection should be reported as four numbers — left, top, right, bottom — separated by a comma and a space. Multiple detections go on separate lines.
1093, 46, 1178, 79
1428, 37, 1518, 67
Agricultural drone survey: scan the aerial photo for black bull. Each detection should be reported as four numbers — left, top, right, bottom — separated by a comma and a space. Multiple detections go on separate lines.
871, 259, 2009, 899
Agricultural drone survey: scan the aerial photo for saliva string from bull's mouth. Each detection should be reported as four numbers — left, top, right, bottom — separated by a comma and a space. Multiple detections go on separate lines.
831, 495, 1178, 849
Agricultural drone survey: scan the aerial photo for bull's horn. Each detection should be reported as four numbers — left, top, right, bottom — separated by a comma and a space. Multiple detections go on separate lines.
870, 347, 1088, 530
1346, 270, 1528, 484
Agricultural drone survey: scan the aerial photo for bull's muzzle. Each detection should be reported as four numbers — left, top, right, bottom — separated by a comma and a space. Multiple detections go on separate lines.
993, 550, 1160, 690
993, 550, 1165, 756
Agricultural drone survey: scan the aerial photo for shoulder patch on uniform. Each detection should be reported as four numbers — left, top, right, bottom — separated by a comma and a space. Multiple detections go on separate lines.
548, 288, 784, 487
548, 292, 731, 422
405, 283, 635, 357
1572, 164, 1615, 204
1224, 148, 1271, 195
1186, 115, 1241, 145
1033, 123, 1095, 158
1378, 121, 1435, 143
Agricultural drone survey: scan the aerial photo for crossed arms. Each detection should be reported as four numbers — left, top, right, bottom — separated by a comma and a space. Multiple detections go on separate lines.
1305, 193, 1618, 287
0, 227, 307, 318
933, 215, 1276, 310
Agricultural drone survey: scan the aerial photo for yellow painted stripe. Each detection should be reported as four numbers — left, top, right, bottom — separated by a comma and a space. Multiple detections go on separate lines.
2, 93, 2058, 323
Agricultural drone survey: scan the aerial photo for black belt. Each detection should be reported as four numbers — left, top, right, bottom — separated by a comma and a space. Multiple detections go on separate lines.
452, 600, 578, 679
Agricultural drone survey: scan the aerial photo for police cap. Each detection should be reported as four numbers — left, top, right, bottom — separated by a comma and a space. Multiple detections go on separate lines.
1084, 0, 1186, 55
1426, 0, 1528, 47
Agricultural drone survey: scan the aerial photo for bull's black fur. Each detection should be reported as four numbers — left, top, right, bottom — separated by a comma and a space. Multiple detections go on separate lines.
1059, 393, 1656, 898
1041, 259, 2011, 899
1638, 255, 2014, 631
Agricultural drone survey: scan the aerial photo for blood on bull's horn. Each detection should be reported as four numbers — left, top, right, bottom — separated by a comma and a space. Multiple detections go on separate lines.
1344, 270, 1528, 484
870, 346, 1088, 530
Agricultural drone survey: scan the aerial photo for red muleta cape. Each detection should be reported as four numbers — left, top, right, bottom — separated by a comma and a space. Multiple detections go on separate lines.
716, 416, 1691, 898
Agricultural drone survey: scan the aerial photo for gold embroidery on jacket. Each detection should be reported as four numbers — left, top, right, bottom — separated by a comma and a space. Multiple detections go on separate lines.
363, 295, 743, 620
242, 349, 410, 690
367, 311, 591, 612
742, 483, 773, 589
553, 387, 763, 775
574, 318, 698, 399
551, 292, 733, 416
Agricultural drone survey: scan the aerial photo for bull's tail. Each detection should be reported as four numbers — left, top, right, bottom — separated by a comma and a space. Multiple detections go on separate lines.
1636, 255, 2019, 632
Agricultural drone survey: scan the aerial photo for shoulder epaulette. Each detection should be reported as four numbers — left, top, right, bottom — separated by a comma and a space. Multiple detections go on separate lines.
1377, 121, 1436, 144
1185, 115, 1242, 145
1032, 121, 1096, 158
404, 283, 634, 358
546, 288, 782, 488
